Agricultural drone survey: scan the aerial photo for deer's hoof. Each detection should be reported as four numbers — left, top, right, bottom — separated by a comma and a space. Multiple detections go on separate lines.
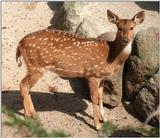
102, 115, 108, 123
95, 124, 102, 131
24, 110, 38, 119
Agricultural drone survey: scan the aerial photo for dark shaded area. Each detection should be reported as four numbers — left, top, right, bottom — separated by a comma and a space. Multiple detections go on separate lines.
122, 39, 140, 102
135, 2, 159, 12
2, 90, 94, 130
111, 129, 144, 137
47, 2, 65, 30
134, 89, 159, 127
122, 101, 144, 122
122, 100, 159, 127
67, 77, 90, 100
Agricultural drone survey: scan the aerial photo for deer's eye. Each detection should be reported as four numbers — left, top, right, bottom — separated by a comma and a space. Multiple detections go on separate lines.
118, 28, 122, 31
130, 27, 133, 30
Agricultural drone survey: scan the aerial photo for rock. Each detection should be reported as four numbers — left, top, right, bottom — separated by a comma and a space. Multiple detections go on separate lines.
48, 2, 91, 32
75, 16, 109, 38
134, 72, 159, 126
123, 27, 159, 126
123, 27, 159, 100
97, 32, 116, 41
62, 2, 92, 33
102, 66, 123, 107
53, 2, 112, 38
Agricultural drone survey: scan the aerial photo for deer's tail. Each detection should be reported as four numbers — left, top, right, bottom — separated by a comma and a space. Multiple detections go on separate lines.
16, 44, 22, 67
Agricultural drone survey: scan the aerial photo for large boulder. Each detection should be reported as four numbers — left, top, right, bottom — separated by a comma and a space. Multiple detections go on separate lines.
50, 2, 112, 37
102, 66, 123, 107
123, 27, 159, 125
75, 16, 109, 38
61, 2, 92, 33
123, 27, 159, 100
134, 72, 159, 126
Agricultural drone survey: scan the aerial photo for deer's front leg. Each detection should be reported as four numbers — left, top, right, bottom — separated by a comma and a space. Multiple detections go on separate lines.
88, 77, 107, 130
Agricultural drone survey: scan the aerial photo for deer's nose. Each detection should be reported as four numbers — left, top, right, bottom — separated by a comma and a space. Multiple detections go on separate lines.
122, 38, 129, 43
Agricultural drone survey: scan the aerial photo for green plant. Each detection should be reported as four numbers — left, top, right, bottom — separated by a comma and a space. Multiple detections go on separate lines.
102, 121, 159, 137
2, 106, 68, 137
147, 127, 159, 137
102, 121, 117, 136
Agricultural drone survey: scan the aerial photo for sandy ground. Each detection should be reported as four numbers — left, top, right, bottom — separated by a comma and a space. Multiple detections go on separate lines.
2, 2, 159, 137
2, 91, 151, 137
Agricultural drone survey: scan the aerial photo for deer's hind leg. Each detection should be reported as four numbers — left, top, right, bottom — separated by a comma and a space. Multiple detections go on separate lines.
20, 72, 43, 118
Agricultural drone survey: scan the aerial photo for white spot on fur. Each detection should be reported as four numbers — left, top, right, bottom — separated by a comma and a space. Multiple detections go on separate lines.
43, 38, 49, 40
41, 68, 45, 71
55, 38, 60, 42
100, 61, 104, 64
94, 65, 99, 68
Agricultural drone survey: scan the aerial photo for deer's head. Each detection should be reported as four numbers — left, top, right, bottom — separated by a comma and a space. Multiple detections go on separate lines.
107, 10, 145, 45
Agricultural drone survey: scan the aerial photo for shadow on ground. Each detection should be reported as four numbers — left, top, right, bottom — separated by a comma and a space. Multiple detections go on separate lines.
111, 129, 143, 137
2, 89, 94, 130
135, 2, 159, 11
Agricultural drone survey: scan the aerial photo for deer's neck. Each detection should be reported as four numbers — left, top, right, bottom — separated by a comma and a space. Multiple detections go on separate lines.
107, 38, 132, 65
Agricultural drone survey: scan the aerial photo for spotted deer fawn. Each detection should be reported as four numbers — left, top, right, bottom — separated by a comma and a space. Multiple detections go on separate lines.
16, 10, 144, 130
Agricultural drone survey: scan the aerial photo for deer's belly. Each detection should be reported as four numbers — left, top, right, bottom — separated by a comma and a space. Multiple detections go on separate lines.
51, 63, 110, 78
54, 68, 84, 77
49, 62, 85, 77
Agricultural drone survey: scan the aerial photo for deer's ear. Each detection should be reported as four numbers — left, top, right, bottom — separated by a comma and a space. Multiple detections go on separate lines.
107, 10, 119, 24
132, 11, 145, 25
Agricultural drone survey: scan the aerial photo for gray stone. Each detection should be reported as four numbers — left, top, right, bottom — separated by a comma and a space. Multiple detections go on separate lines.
123, 27, 159, 100
55, 2, 113, 38
75, 16, 109, 38
62, 2, 91, 33
134, 72, 159, 126
97, 32, 116, 41
123, 27, 159, 126
102, 66, 123, 107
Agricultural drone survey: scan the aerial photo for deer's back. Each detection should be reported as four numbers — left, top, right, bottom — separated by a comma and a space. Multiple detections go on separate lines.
19, 29, 109, 77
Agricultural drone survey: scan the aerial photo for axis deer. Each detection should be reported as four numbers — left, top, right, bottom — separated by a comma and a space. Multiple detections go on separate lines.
16, 10, 145, 130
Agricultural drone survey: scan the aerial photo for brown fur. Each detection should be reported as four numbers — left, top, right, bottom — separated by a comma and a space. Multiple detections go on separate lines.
16, 10, 144, 130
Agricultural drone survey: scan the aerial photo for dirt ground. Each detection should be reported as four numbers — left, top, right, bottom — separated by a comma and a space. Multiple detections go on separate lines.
2, 90, 152, 137
2, 2, 159, 137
